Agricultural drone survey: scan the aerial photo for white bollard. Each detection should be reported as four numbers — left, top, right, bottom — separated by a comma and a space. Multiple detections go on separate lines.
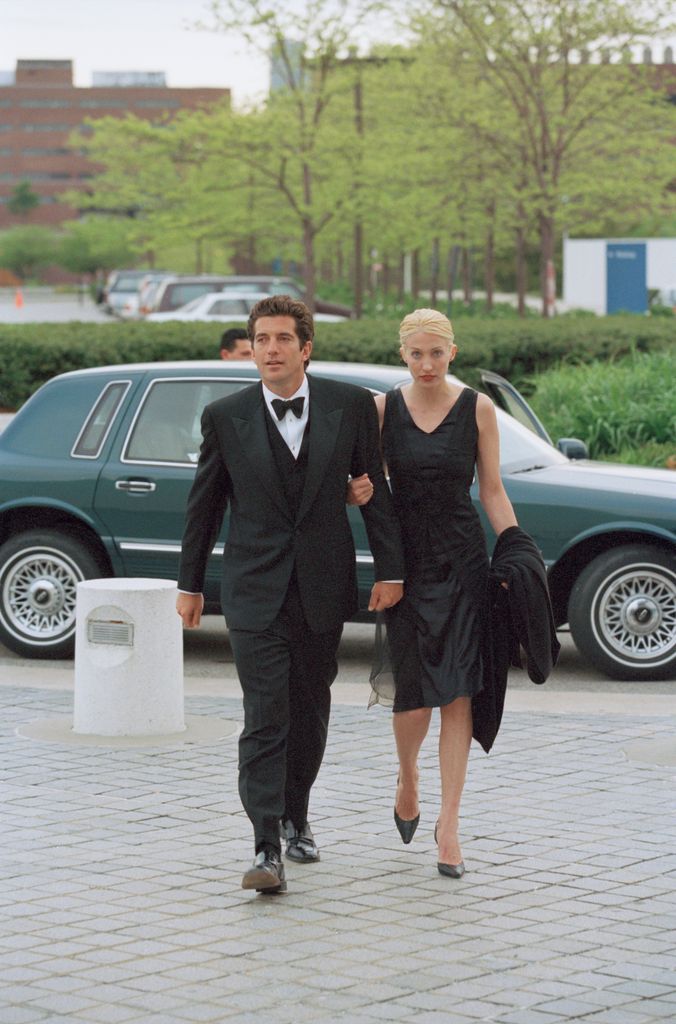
73, 578, 185, 737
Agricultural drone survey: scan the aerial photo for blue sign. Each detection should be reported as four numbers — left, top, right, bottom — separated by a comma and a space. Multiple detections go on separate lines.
606, 243, 647, 314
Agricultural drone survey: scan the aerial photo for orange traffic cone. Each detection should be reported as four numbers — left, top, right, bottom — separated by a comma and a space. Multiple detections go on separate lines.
14, 289, 24, 308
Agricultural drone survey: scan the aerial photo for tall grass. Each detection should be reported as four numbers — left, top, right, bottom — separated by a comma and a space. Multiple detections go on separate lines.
528, 351, 676, 465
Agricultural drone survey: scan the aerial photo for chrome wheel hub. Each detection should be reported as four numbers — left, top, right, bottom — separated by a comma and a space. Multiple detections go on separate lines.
2, 550, 80, 642
597, 567, 676, 664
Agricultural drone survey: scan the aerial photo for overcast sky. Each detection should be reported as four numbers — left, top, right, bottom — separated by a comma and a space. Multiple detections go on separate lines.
0, 0, 269, 106
2, 0, 673, 108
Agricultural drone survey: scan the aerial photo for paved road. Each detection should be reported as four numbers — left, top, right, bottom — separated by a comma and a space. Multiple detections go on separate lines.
0, 289, 111, 324
1, 635, 674, 1024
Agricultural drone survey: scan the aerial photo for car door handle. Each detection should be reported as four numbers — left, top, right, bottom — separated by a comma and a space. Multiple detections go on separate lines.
115, 479, 157, 494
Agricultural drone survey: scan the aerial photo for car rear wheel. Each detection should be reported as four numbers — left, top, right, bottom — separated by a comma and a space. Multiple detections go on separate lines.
568, 544, 676, 681
0, 530, 106, 659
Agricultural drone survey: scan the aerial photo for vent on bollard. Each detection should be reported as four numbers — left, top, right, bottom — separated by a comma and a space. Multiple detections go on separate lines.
87, 620, 134, 646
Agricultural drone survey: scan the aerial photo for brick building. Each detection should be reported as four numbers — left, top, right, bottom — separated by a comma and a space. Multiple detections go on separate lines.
0, 59, 229, 228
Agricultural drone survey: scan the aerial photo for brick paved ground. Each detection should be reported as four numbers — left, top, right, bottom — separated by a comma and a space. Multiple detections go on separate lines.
1, 684, 675, 1024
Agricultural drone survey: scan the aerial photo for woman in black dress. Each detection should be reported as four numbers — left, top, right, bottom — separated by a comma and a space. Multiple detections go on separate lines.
353, 308, 518, 877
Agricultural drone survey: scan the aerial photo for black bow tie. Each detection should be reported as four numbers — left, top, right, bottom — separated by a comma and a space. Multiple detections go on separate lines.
272, 396, 305, 420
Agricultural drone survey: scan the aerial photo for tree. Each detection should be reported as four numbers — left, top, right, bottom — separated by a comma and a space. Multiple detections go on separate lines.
421, 0, 676, 314
203, 0, 385, 308
7, 180, 40, 218
57, 217, 136, 275
0, 226, 56, 280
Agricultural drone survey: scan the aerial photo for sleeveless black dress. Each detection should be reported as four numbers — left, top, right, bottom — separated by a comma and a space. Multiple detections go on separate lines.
382, 387, 489, 712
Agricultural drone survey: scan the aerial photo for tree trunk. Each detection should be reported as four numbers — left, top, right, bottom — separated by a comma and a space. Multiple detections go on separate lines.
462, 247, 472, 304
430, 237, 440, 305
412, 248, 420, 300
539, 213, 555, 317
302, 219, 316, 311
484, 228, 495, 312
382, 257, 390, 296
195, 238, 203, 275
447, 245, 460, 315
354, 220, 364, 318
397, 252, 405, 301
515, 225, 527, 317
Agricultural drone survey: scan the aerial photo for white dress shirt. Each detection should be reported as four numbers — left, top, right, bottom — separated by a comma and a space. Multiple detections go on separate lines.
262, 378, 309, 459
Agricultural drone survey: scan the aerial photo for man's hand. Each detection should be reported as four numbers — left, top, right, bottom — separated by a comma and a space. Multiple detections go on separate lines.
346, 473, 374, 506
176, 592, 204, 628
368, 582, 403, 612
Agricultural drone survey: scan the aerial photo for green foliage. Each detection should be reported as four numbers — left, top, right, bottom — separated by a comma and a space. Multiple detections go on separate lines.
0, 226, 57, 280
528, 351, 676, 459
0, 315, 672, 411
7, 180, 40, 217
57, 217, 136, 275
601, 440, 676, 468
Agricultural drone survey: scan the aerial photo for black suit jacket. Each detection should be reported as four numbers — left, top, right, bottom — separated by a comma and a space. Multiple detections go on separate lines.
178, 374, 405, 634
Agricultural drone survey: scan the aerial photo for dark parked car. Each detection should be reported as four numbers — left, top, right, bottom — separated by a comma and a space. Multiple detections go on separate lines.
148, 275, 353, 318
0, 362, 674, 680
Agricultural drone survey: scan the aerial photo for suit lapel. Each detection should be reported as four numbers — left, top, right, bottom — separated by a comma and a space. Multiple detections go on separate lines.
232, 386, 292, 521
296, 377, 343, 524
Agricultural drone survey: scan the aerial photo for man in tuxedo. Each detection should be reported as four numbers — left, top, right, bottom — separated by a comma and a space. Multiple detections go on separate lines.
177, 295, 404, 894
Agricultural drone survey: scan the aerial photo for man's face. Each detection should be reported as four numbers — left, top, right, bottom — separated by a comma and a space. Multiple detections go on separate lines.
252, 315, 312, 395
221, 338, 253, 360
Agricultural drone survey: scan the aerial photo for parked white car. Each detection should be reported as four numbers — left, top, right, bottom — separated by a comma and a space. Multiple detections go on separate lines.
146, 291, 348, 323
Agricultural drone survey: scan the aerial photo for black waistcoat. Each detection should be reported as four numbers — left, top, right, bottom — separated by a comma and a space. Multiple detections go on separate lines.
264, 407, 310, 520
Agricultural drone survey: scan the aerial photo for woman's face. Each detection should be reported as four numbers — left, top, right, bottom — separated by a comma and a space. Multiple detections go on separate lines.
400, 332, 457, 386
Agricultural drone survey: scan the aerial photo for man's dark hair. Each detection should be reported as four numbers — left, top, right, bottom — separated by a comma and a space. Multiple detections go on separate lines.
247, 294, 314, 346
220, 327, 249, 353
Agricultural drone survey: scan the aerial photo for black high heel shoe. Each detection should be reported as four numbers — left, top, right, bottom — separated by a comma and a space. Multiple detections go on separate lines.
394, 807, 420, 844
434, 822, 465, 878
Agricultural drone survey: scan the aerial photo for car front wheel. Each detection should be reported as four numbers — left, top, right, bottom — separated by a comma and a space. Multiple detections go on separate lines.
0, 530, 106, 659
568, 544, 676, 681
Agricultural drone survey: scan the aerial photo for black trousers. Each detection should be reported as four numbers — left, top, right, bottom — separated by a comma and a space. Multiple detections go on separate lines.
228, 577, 342, 852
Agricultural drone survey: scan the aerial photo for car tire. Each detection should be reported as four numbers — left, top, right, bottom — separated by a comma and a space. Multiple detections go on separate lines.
0, 530, 107, 659
568, 544, 676, 681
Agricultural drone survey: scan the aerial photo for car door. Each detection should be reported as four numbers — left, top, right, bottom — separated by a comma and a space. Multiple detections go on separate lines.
93, 374, 257, 604
480, 370, 553, 442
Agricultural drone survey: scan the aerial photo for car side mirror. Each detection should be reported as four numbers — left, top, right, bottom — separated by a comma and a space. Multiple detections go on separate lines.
557, 437, 589, 460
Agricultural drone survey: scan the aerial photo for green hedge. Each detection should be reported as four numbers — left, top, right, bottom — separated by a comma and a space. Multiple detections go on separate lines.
0, 316, 673, 410
528, 350, 676, 462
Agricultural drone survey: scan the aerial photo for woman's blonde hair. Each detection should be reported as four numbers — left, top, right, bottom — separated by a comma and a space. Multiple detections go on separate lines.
399, 308, 455, 346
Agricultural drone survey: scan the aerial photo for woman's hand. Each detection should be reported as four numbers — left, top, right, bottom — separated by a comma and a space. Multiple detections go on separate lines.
346, 473, 374, 506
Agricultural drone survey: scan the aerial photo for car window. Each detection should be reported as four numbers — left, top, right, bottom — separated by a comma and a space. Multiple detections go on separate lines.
111, 274, 144, 291
496, 410, 567, 471
123, 378, 254, 465
164, 283, 219, 309
72, 381, 131, 458
2, 377, 121, 458
207, 299, 250, 316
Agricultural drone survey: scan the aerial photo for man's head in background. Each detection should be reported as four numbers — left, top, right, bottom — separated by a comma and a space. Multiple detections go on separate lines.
220, 327, 254, 360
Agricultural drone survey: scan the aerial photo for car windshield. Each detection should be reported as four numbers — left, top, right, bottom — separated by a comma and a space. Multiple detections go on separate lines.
496, 410, 567, 471
166, 283, 216, 307
111, 274, 144, 291
179, 295, 209, 312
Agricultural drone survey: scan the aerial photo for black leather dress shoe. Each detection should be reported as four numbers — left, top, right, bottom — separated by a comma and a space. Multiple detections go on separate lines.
281, 819, 320, 862
241, 850, 287, 893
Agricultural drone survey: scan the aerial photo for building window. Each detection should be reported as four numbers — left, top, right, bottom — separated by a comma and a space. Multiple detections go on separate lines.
20, 99, 73, 108
22, 123, 73, 132
21, 146, 72, 156
135, 99, 180, 108
80, 99, 124, 108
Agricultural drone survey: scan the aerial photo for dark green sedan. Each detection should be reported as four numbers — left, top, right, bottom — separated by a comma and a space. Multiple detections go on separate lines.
0, 360, 674, 680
